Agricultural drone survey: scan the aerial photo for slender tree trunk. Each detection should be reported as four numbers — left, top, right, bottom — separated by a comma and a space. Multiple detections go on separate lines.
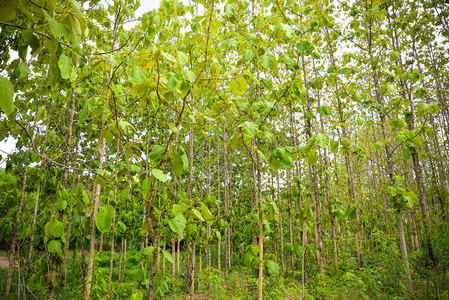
5, 166, 28, 296
388, 15, 438, 269
301, 52, 324, 275
281, 111, 295, 279
301, 219, 307, 300
372, 54, 413, 292
199, 237, 202, 274
323, 28, 362, 266
190, 240, 196, 299
172, 236, 176, 277
84, 137, 106, 300
206, 121, 212, 270
109, 206, 116, 280
256, 145, 263, 300
108, 142, 120, 282
216, 132, 221, 278
276, 171, 285, 274
118, 236, 125, 284
223, 121, 229, 276
25, 178, 40, 278
57, 88, 77, 289
63, 134, 80, 287
187, 111, 196, 299
26, 102, 52, 280
177, 237, 181, 274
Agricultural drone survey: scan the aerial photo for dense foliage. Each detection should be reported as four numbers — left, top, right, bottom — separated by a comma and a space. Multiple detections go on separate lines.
0, 0, 448, 299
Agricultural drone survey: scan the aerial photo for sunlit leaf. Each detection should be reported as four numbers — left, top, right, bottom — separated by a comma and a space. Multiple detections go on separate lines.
238, 121, 259, 138
0, 76, 15, 116
96, 205, 114, 233
43, 11, 70, 37
58, 54, 77, 82
152, 168, 167, 182
260, 54, 275, 69
169, 213, 186, 235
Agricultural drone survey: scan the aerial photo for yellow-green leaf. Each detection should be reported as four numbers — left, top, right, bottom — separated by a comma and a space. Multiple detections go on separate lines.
0, 76, 15, 116
43, 11, 70, 38
152, 168, 167, 182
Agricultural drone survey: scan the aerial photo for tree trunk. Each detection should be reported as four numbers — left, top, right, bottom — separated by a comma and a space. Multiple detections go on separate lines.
256, 146, 263, 300
206, 121, 212, 270
84, 137, 106, 300
118, 236, 125, 284
223, 121, 229, 276
58, 88, 76, 289
25, 178, 40, 278
301, 219, 307, 300
216, 132, 221, 278
276, 171, 285, 274
5, 166, 28, 296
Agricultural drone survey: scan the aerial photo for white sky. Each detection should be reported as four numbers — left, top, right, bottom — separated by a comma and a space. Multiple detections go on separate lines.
0, 0, 162, 168
135, 0, 162, 16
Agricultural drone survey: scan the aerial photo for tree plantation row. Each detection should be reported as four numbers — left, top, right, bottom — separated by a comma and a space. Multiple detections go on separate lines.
0, 0, 448, 299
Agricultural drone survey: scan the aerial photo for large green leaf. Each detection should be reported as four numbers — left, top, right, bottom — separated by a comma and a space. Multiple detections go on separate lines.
96, 205, 114, 233
48, 240, 63, 256
129, 290, 143, 300
171, 155, 185, 177
167, 73, 180, 91
224, 3, 236, 17
181, 69, 196, 83
152, 168, 167, 182
0, 76, 14, 116
57, 196, 67, 211
168, 213, 186, 235
191, 208, 205, 221
43, 11, 70, 37
283, 55, 295, 67
267, 260, 279, 276
201, 202, 213, 225
260, 54, 275, 69
171, 146, 188, 177
297, 41, 311, 52
242, 49, 254, 63
280, 23, 294, 38
238, 121, 259, 138
142, 178, 152, 191
142, 246, 155, 256
117, 221, 127, 234
13, 61, 30, 79
0, 0, 17, 22
418, 102, 440, 114
58, 54, 77, 82
230, 77, 247, 95
130, 66, 147, 85
226, 37, 238, 51
148, 145, 166, 163
374, 142, 383, 150
403, 191, 418, 208
274, 148, 293, 168
306, 148, 318, 165
314, 134, 329, 148
177, 51, 189, 66
49, 220, 64, 238
162, 249, 174, 263
390, 118, 405, 128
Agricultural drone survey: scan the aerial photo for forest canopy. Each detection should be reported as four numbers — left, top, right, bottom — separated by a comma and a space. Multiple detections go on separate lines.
0, 0, 448, 299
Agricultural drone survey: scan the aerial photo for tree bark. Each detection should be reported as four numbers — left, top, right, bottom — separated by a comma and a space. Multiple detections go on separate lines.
84, 137, 106, 300
5, 166, 28, 296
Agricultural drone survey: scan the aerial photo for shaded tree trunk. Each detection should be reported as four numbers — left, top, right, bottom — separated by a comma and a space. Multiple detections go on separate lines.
5, 166, 28, 296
